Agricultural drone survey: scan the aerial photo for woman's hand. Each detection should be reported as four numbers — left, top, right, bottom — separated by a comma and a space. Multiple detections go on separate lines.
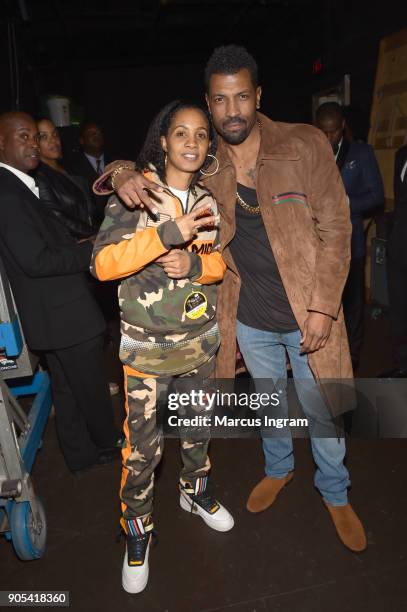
114, 170, 163, 215
156, 249, 192, 279
175, 203, 216, 242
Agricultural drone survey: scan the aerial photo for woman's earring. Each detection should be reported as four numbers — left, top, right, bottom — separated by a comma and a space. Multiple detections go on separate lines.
164, 153, 168, 167
200, 153, 219, 177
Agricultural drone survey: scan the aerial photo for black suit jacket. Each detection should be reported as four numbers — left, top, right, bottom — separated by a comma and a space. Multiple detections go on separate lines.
0, 168, 105, 351
64, 152, 111, 226
65, 152, 99, 184
336, 138, 384, 258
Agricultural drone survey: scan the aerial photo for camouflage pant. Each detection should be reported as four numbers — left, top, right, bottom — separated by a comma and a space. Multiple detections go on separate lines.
121, 358, 214, 519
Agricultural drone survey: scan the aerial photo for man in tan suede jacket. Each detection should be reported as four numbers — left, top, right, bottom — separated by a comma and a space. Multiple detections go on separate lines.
94, 45, 366, 553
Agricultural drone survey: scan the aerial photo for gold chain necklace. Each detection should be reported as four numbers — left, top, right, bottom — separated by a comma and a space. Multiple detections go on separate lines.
236, 191, 260, 215
235, 118, 262, 215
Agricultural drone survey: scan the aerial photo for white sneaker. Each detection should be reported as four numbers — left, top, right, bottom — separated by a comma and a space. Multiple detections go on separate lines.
121, 517, 153, 594
122, 539, 150, 594
179, 479, 234, 532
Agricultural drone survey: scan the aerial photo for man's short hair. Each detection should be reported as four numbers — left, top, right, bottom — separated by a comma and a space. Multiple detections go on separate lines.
0, 111, 34, 131
315, 102, 344, 123
204, 44, 258, 91
79, 120, 102, 136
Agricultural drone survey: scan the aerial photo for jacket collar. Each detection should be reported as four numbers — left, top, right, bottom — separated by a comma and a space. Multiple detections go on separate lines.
335, 138, 351, 171
143, 166, 210, 200
0, 163, 39, 198
256, 113, 301, 161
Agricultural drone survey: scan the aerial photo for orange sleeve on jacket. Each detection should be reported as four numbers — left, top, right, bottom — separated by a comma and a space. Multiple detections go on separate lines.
195, 251, 226, 284
94, 227, 168, 281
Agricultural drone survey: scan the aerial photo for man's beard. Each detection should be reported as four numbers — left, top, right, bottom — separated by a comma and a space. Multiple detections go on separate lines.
219, 117, 251, 145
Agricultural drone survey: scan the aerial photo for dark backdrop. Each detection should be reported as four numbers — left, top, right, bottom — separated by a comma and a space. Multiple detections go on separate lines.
0, 0, 404, 159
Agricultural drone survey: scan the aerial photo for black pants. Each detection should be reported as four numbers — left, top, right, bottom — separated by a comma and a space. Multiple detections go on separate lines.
343, 256, 365, 368
387, 228, 407, 370
45, 334, 118, 472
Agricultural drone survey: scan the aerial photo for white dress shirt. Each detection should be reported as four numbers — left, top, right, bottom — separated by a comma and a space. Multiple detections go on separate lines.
401, 158, 407, 184
84, 152, 105, 174
334, 138, 343, 161
0, 162, 39, 198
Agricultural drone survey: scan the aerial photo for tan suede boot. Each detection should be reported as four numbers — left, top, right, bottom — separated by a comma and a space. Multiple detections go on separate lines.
324, 501, 367, 552
246, 472, 294, 513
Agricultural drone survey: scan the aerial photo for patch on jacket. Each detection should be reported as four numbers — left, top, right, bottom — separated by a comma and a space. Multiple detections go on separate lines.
191, 242, 213, 255
344, 160, 356, 170
146, 212, 172, 227
271, 192, 307, 205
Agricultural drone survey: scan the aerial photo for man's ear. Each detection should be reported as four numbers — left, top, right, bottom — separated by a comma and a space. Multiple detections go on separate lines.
205, 93, 211, 114
256, 86, 262, 110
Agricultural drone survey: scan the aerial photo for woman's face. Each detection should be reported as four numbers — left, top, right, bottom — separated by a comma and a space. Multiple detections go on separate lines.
37, 119, 62, 161
161, 108, 210, 176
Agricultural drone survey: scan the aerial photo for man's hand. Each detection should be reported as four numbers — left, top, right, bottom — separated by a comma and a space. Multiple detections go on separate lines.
175, 203, 216, 242
300, 311, 333, 353
114, 169, 163, 214
156, 249, 192, 279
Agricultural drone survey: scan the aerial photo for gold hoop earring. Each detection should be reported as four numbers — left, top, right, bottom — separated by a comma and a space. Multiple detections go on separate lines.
200, 154, 219, 177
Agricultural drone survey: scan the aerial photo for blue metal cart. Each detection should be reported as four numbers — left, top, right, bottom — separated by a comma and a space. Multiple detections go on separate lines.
0, 257, 52, 560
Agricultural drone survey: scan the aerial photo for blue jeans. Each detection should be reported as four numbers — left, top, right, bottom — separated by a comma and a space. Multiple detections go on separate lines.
236, 321, 350, 506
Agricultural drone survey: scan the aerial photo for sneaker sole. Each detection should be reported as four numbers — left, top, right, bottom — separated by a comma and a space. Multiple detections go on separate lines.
179, 493, 234, 532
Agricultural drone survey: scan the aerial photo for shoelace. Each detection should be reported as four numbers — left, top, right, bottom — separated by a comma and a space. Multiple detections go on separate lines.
190, 492, 217, 514
127, 533, 150, 562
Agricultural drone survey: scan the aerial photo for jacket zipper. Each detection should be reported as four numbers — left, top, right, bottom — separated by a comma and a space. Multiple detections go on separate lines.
163, 186, 209, 215
188, 193, 209, 213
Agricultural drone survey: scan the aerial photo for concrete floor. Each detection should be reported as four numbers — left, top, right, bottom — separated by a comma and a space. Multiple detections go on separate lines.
1, 309, 406, 612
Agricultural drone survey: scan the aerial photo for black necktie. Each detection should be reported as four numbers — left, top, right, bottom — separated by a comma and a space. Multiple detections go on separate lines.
96, 159, 102, 175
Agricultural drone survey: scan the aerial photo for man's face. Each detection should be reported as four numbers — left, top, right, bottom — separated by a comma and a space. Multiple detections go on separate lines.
316, 115, 345, 148
206, 68, 261, 145
0, 115, 40, 172
80, 124, 104, 154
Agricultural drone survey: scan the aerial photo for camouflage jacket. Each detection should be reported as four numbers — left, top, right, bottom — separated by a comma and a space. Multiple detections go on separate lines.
91, 170, 225, 376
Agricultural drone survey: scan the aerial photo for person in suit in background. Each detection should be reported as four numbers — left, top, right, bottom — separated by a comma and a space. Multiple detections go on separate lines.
386, 143, 407, 377
64, 120, 119, 340
316, 102, 384, 372
65, 121, 110, 227
0, 111, 120, 474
